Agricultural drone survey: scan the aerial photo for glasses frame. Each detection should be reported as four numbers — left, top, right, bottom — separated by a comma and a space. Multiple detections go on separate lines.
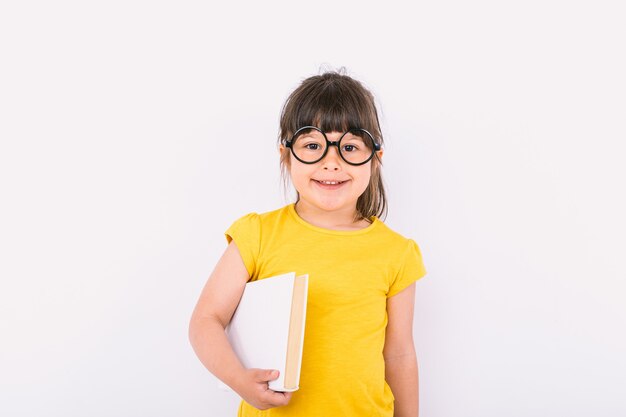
285, 126, 382, 166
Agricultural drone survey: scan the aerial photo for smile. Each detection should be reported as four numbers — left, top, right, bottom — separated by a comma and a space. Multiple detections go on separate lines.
313, 179, 349, 190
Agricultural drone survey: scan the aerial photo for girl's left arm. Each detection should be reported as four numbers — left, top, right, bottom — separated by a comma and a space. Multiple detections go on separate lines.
384, 282, 419, 417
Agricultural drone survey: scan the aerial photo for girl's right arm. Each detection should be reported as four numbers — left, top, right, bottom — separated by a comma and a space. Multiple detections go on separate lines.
188, 241, 292, 410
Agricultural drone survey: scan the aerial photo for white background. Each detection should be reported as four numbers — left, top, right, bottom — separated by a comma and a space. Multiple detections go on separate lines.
1, 1, 625, 416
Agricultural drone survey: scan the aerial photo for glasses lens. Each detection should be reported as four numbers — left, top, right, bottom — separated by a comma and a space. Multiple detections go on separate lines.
339, 129, 375, 165
291, 128, 327, 163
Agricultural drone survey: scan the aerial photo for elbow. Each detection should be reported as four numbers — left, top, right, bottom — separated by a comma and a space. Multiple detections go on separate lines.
188, 310, 207, 348
383, 342, 417, 363
188, 311, 224, 348
188, 314, 199, 348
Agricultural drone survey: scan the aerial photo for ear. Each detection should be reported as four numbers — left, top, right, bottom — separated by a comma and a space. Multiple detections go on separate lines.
279, 144, 285, 154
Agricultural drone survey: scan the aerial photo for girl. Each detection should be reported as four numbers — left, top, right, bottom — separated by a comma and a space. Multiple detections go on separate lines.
189, 70, 427, 417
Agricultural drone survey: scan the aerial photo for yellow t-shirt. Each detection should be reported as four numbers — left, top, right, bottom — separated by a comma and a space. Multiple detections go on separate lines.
225, 204, 427, 417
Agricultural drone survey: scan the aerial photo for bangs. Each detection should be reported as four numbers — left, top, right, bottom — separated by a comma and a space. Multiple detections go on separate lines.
282, 75, 382, 140
295, 100, 365, 134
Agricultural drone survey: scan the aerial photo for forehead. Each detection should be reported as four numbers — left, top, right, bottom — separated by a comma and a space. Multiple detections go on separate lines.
325, 130, 344, 138
295, 128, 365, 139
311, 113, 353, 133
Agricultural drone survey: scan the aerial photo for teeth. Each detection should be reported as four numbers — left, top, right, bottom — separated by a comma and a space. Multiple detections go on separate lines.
319, 180, 341, 185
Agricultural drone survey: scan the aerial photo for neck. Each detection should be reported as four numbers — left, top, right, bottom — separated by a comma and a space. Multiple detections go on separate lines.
294, 201, 371, 231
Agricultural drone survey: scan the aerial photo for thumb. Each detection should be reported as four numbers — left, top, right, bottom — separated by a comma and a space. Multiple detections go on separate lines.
255, 369, 279, 382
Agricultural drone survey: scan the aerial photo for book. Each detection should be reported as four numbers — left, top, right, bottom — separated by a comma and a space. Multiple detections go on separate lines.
225, 271, 309, 392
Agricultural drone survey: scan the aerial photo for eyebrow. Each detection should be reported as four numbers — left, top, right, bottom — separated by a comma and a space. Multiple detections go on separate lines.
298, 132, 320, 139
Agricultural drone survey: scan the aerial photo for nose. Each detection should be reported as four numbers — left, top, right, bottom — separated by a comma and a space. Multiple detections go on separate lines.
321, 144, 342, 171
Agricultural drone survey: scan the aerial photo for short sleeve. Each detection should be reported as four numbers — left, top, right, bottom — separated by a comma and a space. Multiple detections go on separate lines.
387, 239, 427, 297
224, 213, 261, 278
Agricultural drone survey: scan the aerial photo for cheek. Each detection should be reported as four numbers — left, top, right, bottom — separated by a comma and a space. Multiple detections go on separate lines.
356, 166, 377, 196
288, 161, 312, 185
357, 173, 373, 191
357, 165, 373, 185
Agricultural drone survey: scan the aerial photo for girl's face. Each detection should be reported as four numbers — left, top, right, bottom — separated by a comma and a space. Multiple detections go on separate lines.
282, 130, 381, 217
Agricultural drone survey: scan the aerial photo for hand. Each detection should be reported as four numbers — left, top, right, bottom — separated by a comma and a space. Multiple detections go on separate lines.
233, 369, 293, 410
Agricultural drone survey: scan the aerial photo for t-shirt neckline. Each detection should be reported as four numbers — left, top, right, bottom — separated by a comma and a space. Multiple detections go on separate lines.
287, 203, 379, 236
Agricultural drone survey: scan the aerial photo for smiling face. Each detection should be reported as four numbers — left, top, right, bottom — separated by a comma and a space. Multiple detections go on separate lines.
278, 72, 388, 221
282, 130, 378, 218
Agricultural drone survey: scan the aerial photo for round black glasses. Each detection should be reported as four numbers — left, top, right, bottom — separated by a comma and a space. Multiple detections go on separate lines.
285, 126, 382, 166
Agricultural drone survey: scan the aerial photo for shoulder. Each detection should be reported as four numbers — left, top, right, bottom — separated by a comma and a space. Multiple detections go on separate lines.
375, 222, 427, 296
371, 221, 426, 273
371, 220, 420, 249
257, 204, 292, 223
226, 205, 291, 235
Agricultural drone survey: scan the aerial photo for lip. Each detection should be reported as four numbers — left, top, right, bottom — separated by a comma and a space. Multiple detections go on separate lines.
312, 179, 349, 190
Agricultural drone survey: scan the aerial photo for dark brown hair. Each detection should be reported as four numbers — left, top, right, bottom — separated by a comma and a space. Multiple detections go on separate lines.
278, 69, 388, 221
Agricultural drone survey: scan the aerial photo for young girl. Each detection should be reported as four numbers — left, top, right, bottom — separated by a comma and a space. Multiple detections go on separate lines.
189, 70, 427, 417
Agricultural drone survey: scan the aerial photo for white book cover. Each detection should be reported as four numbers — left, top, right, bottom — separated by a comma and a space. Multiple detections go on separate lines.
224, 272, 308, 392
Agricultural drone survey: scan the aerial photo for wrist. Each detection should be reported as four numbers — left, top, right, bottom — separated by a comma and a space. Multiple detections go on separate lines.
224, 366, 247, 393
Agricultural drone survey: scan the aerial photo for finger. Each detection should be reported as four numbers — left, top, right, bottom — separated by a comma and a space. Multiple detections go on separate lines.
265, 390, 292, 406
254, 369, 279, 383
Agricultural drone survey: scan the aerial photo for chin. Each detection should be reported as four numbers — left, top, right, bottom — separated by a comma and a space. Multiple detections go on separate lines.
310, 199, 352, 212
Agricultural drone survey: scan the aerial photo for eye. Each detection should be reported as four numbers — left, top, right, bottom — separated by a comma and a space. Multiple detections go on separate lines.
342, 144, 358, 152
305, 143, 321, 150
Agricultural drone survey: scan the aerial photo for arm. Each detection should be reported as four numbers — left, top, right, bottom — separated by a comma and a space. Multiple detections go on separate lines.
384, 282, 419, 417
188, 241, 292, 410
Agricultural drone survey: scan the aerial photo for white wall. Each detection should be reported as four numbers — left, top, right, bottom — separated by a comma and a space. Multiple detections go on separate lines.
1, 1, 624, 416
